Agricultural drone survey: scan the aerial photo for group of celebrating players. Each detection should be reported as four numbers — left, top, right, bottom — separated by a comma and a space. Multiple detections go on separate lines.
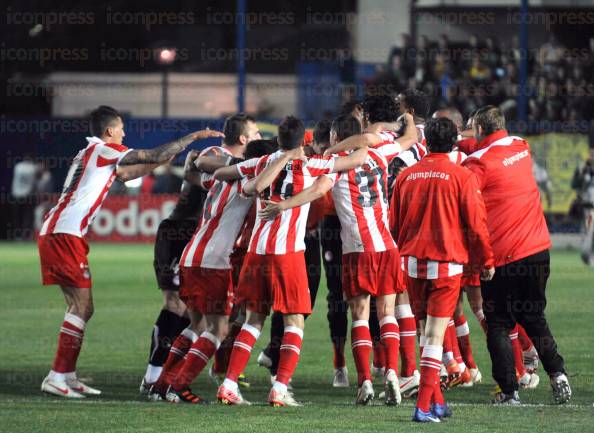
37, 88, 572, 423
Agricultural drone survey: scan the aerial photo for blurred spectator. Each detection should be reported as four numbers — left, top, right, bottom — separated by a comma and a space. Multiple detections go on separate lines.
10, 155, 37, 240
538, 35, 564, 71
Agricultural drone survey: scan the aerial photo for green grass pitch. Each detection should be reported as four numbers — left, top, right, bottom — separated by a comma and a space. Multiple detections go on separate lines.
1, 242, 593, 433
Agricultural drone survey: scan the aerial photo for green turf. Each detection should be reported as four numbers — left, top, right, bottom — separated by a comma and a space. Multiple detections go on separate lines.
0, 242, 593, 433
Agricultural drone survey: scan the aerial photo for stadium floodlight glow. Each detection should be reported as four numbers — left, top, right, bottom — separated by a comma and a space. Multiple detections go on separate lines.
157, 48, 177, 65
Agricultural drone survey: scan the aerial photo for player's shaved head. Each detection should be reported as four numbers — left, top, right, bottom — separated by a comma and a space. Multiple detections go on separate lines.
432, 108, 463, 131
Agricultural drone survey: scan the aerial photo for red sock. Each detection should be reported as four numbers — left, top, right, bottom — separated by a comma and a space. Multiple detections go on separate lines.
333, 340, 346, 369
517, 324, 534, 351
276, 326, 303, 385
225, 324, 260, 382
417, 345, 442, 412
351, 320, 372, 385
52, 313, 85, 373
379, 316, 400, 373
396, 304, 417, 377
171, 332, 219, 391
455, 314, 477, 369
214, 321, 241, 374
510, 326, 526, 377
432, 377, 445, 405
449, 320, 465, 370
155, 328, 196, 391
372, 339, 385, 369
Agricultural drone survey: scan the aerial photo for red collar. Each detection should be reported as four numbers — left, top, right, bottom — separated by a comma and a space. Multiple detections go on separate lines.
477, 130, 508, 150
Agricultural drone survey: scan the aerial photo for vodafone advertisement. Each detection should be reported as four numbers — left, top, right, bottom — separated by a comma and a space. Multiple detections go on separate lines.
35, 194, 178, 242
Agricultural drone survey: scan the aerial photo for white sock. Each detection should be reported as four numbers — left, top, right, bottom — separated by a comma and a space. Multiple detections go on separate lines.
223, 378, 238, 391
49, 370, 66, 382
144, 365, 163, 383
272, 381, 288, 394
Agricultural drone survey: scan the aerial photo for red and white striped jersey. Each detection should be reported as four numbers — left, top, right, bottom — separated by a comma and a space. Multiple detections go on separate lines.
199, 146, 232, 190
373, 130, 405, 163
181, 177, 254, 269
394, 124, 427, 167
40, 137, 131, 237
241, 151, 335, 255
325, 146, 397, 254
401, 256, 464, 280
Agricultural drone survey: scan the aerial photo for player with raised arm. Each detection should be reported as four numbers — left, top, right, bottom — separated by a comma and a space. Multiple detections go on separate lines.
139, 150, 206, 395
147, 114, 261, 400
214, 116, 367, 407
161, 140, 281, 404
38, 105, 222, 398
260, 112, 416, 406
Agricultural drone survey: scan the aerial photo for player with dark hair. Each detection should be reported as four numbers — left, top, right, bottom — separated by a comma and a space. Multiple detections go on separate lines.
38, 105, 223, 398
391, 117, 494, 422
259, 113, 418, 406
139, 150, 205, 394
339, 99, 364, 125
214, 116, 368, 406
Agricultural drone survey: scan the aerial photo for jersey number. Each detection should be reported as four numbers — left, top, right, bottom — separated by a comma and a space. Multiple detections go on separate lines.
355, 165, 387, 207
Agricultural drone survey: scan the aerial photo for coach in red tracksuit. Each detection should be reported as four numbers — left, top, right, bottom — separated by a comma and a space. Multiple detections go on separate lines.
390, 117, 494, 422
463, 106, 570, 405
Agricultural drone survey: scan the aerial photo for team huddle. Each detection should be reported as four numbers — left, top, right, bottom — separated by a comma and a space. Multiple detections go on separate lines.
37, 90, 572, 423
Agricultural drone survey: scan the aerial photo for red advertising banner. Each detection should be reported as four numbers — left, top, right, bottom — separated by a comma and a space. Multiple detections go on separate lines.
35, 194, 178, 242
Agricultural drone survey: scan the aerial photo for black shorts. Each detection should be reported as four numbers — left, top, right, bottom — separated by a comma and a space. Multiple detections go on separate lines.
153, 218, 198, 291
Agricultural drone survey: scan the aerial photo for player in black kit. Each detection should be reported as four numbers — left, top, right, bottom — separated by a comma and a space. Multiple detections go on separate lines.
140, 150, 207, 393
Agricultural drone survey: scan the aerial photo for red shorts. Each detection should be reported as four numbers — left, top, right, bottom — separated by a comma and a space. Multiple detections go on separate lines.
406, 274, 462, 319
461, 265, 481, 288
38, 234, 92, 288
179, 267, 233, 315
230, 248, 247, 288
235, 252, 311, 315
342, 249, 402, 300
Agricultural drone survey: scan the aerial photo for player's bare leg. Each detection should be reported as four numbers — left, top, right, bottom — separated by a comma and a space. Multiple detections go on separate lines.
42, 286, 99, 398
396, 290, 420, 397
212, 305, 248, 387
268, 313, 305, 407
348, 294, 374, 405
376, 294, 401, 405
218, 309, 266, 405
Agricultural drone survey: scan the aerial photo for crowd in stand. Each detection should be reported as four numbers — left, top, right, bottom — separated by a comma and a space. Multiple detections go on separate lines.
371, 33, 594, 123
